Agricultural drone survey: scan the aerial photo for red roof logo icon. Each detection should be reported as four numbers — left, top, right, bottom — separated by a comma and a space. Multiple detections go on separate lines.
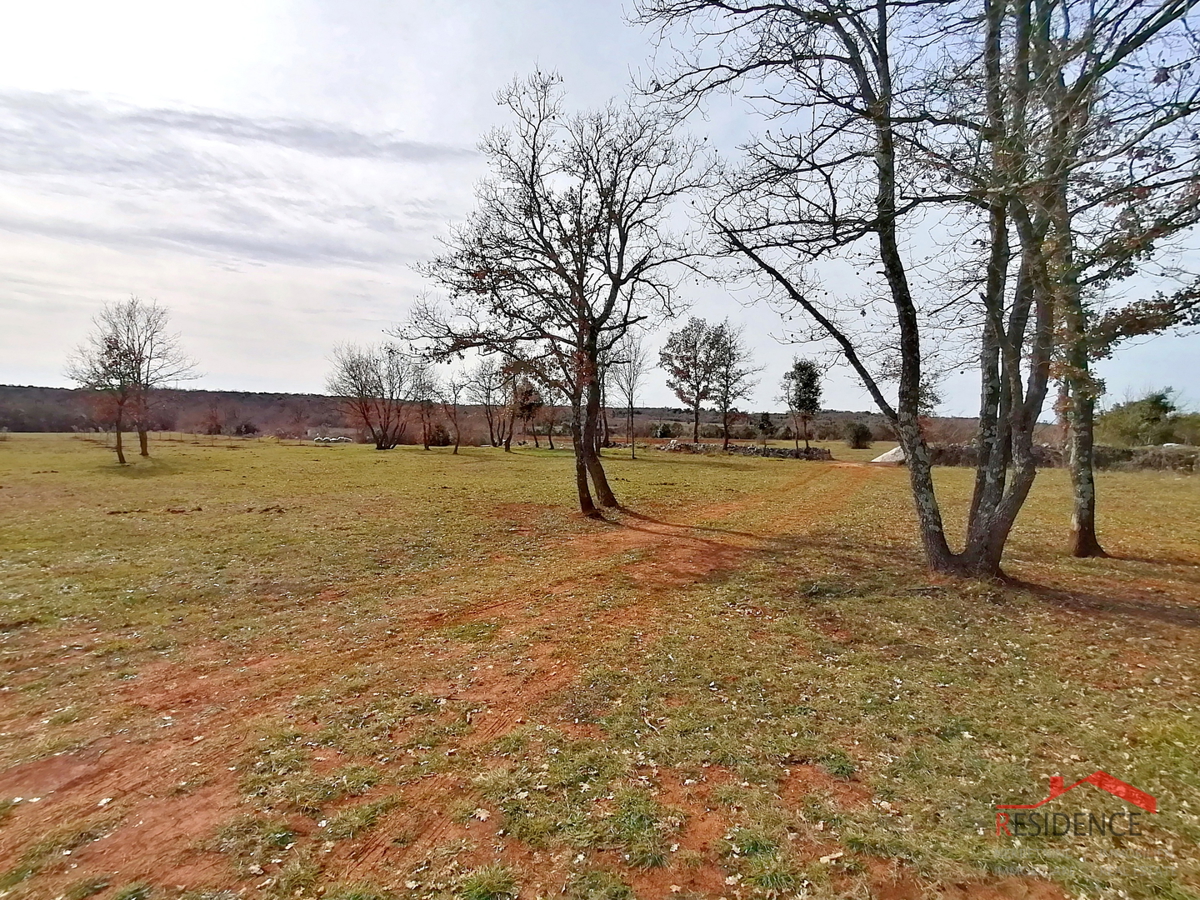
997, 771, 1156, 814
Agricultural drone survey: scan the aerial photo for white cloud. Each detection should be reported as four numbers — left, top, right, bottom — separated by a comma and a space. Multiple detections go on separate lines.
0, 1, 1195, 414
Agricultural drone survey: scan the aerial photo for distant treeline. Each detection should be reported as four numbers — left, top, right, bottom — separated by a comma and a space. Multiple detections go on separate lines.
0, 386, 345, 437
0, 384, 989, 446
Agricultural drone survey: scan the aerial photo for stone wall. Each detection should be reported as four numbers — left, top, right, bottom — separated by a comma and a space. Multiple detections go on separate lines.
647, 440, 834, 460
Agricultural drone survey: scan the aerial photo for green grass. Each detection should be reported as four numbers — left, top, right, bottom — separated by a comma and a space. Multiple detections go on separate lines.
63, 876, 112, 899
321, 797, 400, 840
456, 864, 517, 900
564, 870, 635, 900
0, 434, 1197, 899
211, 815, 296, 874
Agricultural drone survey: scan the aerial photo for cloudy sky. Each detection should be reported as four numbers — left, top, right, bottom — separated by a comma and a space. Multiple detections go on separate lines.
1, 0, 1197, 414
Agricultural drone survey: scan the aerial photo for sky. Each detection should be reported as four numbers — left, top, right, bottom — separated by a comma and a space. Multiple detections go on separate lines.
1, 0, 1197, 415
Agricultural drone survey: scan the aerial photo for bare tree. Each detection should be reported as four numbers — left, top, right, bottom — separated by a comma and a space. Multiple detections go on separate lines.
637, 0, 1057, 576
409, 73, 710, 516
466, 357, 504, 447
539, 379, 565, 450
710, 319, 761, 450
610, 330, 653, 458
66, 296, 196, 463
410, 360, 441, 451
1011, 2, 1200, 557
659, 317, 721, 444
327, 343, 412, 449
439, 371, 467, 454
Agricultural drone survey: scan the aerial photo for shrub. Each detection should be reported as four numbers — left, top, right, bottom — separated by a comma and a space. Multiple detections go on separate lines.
845, 421, 873, 449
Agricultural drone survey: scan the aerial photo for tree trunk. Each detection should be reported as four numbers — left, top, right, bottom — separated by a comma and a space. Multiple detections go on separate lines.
722, 406, 730, 451
583, 374, 618, 507
692, 405, 701, 444
601, 393, 610, 449
114, 410, 126, 465
1067, 389, 1106, 557
547, 419, 555, 450
629, 406, 636, 459
893, 418, 1014, 578
570, 400, 598, 516
803, 416, 810, 451
138, 427, 149, 457
1061, 262, 1107, 557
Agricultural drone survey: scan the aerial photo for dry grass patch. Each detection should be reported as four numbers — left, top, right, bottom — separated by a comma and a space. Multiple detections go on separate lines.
0, 435, 1197, 898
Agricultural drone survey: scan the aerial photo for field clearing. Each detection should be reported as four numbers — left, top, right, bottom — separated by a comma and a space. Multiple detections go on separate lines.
1, 434, 1198, 900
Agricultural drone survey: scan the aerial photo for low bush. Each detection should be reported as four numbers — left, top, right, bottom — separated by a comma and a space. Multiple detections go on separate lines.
845, 421, 873, 449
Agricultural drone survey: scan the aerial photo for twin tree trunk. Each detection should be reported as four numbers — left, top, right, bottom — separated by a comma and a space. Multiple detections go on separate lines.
570, 361, 619, 517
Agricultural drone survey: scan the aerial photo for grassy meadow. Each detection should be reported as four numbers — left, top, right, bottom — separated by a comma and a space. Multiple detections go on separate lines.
0, 433, 1198, 900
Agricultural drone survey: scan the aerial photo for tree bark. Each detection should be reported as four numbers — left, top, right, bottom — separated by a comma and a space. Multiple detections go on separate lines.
629, 406, 636, 459
722, 407, 730, 451
114, 410, 126, 465
601, 392, 610, 449
486, 403, 497, 446
1067, 390, 1106, 557
582, 373, 618, 507
569, 399, 598, 516
692, 405, 701, 444
501, 408, 513, 452
138, 428, 149, 457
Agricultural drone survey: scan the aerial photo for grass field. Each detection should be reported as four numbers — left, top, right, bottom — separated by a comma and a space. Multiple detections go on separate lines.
1, 433, 1198, 900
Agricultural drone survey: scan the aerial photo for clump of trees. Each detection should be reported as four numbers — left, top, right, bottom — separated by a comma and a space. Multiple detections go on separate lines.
409, 73, 711, 516
66, 296, 196, 464
710, 321, 760, 450
1097, 390, 1198, 448
659, 316, 760, 448
638, 0, 1200, 575
327, 343, 414, 450
781, 359, 821, 451
659, 317, 720, 444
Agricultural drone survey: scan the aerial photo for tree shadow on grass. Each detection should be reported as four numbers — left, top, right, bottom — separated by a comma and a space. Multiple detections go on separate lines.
1102, 552, 1200, 573
1005, 577, 1200, 628
608, 502, 1200, 632
615, 509, 767, 542
101, 457, 184, 478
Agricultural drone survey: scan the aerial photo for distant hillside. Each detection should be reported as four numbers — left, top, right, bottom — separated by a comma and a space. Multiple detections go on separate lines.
0, 384, 993, 445
0, 385, 346, 437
